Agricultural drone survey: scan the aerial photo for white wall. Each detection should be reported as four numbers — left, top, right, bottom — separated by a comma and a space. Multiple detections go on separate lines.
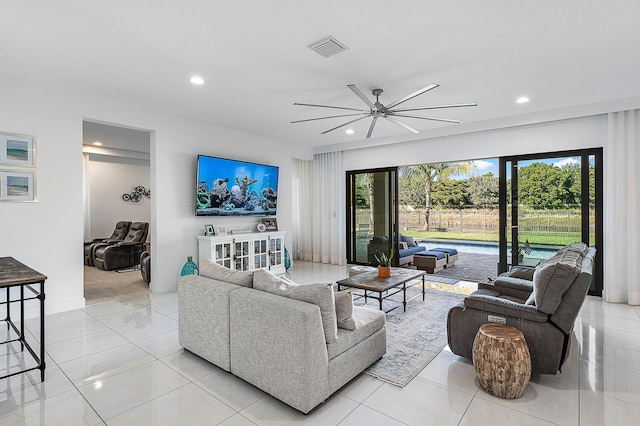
0, 76, 310, 315
86, 155, 150, 240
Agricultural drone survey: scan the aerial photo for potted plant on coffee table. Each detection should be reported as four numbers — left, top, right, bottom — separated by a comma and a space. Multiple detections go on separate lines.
374, 249, 394, 278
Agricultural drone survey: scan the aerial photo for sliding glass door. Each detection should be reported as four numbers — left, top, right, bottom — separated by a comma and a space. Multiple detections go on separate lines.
346, 168, 398, 265
499, 148, 603, 296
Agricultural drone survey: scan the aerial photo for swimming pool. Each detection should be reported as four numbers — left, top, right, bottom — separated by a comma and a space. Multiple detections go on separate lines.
418, 241, 558, 258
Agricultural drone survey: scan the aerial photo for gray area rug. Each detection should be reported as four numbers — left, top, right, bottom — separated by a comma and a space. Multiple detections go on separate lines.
354, 287, 465, 387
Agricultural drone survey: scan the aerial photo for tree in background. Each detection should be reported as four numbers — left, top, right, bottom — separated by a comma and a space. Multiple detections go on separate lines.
399, 162, 474, 230
399, 172, 425, 208
467, 172, 499, 208
431, 179, 470, 207
518, 162, 564, 209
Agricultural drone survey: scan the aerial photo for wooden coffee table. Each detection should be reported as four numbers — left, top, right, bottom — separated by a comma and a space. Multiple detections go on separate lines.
336, 267, 426, 312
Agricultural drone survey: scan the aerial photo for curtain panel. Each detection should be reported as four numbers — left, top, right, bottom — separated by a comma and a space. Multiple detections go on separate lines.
291, 152, 346, 265
605, 109, 640, 305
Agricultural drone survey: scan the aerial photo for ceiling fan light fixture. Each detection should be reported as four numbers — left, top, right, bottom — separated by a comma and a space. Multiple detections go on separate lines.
345, 129, 355, 135
516, 96, 530, 104
190, 76, 204, 85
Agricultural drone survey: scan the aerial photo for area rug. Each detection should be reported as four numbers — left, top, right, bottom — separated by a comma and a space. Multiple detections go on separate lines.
354, 287, 464, 387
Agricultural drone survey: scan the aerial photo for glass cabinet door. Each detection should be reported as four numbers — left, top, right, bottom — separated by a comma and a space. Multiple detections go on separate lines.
234, 240, 250, 271
253, 238, 268, 270
213, 240, 232, 269
269, 236, 283, 269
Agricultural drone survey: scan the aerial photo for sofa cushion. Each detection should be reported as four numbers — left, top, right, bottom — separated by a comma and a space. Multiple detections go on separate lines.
532, 250, 582, 314
335, 291, 356, 330
327, 305, 386, 360
401, 235, 418, 247
200, 259, 254, 288
253, 269, 338, 344
509, 266, 536, 281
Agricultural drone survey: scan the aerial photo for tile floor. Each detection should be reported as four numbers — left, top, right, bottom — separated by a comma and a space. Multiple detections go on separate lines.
1, 261, 640, 425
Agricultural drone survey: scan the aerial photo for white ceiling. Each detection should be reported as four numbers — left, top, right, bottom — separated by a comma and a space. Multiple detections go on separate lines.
4, 1, 640, 150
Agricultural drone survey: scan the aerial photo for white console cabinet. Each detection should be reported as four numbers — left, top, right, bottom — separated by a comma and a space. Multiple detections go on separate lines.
197, 231, 286, 275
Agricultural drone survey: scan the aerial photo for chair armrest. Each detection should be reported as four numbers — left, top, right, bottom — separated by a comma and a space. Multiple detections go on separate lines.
493, 276, 534, 293
464, 294, 547, 322
507, 265, 536, 281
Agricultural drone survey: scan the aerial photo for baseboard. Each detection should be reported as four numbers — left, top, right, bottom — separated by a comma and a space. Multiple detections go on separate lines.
20, 297, 86, 319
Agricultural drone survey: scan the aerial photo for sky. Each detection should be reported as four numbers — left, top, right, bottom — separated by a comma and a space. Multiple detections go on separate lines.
451, 156, 589, 180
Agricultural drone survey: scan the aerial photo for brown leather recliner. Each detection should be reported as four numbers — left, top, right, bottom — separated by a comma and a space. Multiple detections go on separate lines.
140, 251, 151, 284
92, 222, 149, 271
84, 221, 131, 265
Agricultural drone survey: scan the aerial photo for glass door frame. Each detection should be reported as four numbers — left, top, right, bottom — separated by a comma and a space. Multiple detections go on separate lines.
346, 167, 399, 266
498, 148, 603, 296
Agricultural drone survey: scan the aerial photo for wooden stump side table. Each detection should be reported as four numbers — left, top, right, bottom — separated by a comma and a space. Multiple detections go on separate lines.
472, 323, 531, 399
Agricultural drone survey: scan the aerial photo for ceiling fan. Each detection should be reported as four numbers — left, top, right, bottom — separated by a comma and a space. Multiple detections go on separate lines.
292, 83, 477, 138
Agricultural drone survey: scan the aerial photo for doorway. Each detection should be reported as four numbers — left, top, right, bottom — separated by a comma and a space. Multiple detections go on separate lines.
498, 148, 603, 296
83, 121, 152, 303
346, 168, 398, 265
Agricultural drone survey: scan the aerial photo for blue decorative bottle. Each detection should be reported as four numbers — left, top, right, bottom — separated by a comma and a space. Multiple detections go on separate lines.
284, 247, 292, 271
181, 256, 199, 276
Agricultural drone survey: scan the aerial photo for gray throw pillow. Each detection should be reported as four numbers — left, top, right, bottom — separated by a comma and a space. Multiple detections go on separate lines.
253, 269, 338, 344
199, 259, 254, 288
335, 291, 356, 330
403, 235, 417, 247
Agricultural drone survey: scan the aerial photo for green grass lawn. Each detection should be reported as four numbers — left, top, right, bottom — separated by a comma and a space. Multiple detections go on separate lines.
400, 230, 587, 246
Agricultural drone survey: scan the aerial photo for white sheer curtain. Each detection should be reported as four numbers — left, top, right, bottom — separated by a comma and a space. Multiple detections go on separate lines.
291, 158, 313, 261
312, 152, 345, 264
604, 109, 640, 305
291, 152, 346, 265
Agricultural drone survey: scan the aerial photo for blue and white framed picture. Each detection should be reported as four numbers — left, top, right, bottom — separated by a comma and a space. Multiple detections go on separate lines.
0, 133, 36, 167
0, 170, 37, 202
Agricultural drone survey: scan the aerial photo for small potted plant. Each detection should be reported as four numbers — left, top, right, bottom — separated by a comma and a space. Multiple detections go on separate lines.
374, 249, 394, 278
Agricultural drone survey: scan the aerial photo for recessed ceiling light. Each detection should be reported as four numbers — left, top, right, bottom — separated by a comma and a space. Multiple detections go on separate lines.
92, 141, 103, 146
345, 129, 354, 135
516, 96, 530, 104
190, 76, 204, 85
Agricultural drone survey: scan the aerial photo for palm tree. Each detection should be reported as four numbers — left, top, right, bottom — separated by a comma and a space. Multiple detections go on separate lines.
400, 162, 474, 231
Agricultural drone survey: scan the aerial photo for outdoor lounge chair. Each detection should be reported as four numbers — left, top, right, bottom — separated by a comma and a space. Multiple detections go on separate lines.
414, 250, 446, 273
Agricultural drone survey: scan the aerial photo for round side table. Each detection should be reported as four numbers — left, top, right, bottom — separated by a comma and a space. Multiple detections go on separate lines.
472, 323, 531, 399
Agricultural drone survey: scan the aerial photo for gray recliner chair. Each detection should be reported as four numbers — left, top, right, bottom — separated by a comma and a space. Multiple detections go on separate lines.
84, 221, 131, 265
447, 243, 596, 374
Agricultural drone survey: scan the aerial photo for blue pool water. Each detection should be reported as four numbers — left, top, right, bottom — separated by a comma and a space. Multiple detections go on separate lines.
418, 241, 558, 259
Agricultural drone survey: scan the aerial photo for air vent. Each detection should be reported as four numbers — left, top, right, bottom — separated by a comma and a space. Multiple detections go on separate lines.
307, 36, 348, 58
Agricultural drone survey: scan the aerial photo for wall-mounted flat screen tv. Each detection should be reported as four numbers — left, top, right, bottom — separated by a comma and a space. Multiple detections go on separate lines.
196, 155, 278, 216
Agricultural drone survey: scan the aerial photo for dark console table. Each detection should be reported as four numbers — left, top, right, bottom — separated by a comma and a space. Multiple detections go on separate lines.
0, 257, 46, 381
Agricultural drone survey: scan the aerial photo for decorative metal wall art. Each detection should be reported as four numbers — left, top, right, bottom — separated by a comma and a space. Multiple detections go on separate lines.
122, 185, 150, 203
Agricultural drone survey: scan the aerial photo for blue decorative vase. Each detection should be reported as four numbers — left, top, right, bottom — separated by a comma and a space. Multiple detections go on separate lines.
181, 256, 199, 276
284, 247, 292, 270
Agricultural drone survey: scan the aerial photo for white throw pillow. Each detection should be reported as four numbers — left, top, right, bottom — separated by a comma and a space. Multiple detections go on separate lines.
335, 291, 356, 330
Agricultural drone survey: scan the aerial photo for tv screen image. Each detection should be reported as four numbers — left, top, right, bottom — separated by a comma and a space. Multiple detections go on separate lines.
196, 155, 279, 216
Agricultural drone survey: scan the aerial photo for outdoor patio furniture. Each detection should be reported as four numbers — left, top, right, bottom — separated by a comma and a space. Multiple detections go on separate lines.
430, 247, 458, 267
413, 250, 446, 273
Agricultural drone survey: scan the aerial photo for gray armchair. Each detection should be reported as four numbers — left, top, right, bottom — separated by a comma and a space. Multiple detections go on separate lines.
447, 244, 596, 374
92, 222, 149, 271
84, 221, 131, 265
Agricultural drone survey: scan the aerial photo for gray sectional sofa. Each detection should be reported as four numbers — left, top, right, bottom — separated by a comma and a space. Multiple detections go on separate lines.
447, 242, 596, 374
178, 260, 386, 414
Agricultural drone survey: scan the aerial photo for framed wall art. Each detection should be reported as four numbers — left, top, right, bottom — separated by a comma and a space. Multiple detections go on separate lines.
0, 133, 36, 167
204, 224, 214, 235
1, 170, 37, 202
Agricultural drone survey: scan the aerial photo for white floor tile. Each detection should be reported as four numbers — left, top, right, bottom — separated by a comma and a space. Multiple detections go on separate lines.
45, 329, 129, 364
218, 413, 257, 426
338, 404, 405, 426
78, 360, 189, 420
337, 373, 384, 403
90, 306, 157, 328
580, 360, 640, 406
459, 397, 556, 425
111, 312, 177, 342
417, 350, 479, 395
58, 342, 155, 386
83, 299, 145, 317
134, 328, 182, 358
580, 389, 640, 426
0, 389, 103, 426
149, 299, 179, 316
160, 349, 218, 381
239, 393, 358, 425
28, 316, 109, 345
107, 383, 235, 426
363, 377, 473, 425
195, 368, 266, 412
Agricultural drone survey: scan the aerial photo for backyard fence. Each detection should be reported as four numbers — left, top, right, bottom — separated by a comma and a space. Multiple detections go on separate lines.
357, 205, 595, 237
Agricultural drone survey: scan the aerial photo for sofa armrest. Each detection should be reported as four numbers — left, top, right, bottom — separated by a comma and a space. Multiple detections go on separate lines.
464, 294, 548, 322
492, 276, 534, 296
230, 287, 329, 414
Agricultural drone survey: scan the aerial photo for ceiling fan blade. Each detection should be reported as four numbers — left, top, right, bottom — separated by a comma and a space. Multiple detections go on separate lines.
321, 115, 370, 135
366, 117, 378, 138
390, 113, 460, 124
291, 112, 369, 124
391, 102, 478, 113
294, 102, 369, 113
347, 84, 375, 109
384, 116, 419, 134
386, 83, 439, 109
